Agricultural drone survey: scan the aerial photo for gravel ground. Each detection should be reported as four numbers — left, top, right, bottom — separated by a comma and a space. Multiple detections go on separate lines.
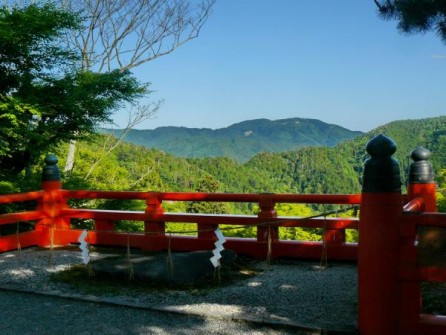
0, 247, 358, 334
0, 290, 317, 335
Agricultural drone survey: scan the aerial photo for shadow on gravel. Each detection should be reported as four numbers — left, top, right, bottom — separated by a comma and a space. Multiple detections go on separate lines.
51, 248, 259, 291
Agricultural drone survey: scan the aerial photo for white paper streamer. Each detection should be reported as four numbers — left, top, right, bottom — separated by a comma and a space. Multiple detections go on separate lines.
210, 228, 226, 268
78, 229, 90, 265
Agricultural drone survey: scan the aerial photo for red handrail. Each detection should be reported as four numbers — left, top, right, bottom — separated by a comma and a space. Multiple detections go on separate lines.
0, 189, 360, 261
0, 191, 42, 204
61, 189, 361, 204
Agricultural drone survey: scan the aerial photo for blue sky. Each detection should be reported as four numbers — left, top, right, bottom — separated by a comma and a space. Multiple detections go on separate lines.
114, 0, 446, 132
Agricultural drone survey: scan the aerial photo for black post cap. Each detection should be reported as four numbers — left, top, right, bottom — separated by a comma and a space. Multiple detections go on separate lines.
408, 146, 434, 184
42, 154, 61, 181
362, 134, 401, 193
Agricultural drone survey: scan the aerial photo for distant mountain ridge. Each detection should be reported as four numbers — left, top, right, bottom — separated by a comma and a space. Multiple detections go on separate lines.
102, 117, 363, 161
85, 116, 446, 199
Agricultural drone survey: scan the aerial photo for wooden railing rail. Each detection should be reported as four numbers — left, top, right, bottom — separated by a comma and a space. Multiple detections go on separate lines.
55, 190, 359, 259
0, 191, 43, 204
61, 189, 361, 204
0, 188, 361, 260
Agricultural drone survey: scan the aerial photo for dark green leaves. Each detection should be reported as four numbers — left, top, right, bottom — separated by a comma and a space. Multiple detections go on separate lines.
0, 4, 148, 178
375, 0, 446, 43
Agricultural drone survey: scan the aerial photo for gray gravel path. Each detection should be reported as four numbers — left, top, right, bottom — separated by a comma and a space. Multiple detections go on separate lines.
0, 247, 358, 334
0, 290, 315, 335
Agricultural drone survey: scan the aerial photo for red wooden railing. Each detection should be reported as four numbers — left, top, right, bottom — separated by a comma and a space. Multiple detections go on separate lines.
0, 188, 361, 259
1, 135, 446, 334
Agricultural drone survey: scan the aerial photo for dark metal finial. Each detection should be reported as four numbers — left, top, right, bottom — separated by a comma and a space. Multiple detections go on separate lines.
362, 134, 401, 193
366, 133, 397, 157
408, 146, 434, 184
42, 154, 60, 181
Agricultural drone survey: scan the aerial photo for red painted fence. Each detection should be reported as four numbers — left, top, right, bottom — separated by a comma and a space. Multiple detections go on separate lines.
1, 134, 446, 334
0, 187, 361, 259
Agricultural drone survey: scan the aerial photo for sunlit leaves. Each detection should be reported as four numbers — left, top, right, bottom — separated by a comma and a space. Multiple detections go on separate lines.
0, 4, 148, 178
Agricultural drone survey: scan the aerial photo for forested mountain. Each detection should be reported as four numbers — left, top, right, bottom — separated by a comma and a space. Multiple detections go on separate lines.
65, 116, 446, 199
240, 116, 446, 196
101, 118, 363, 161
3, 115, 445, 221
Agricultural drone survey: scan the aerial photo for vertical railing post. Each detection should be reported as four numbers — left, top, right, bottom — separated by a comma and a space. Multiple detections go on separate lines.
37, 155, 69, 247
95, 219, 115, 232
407, 146, 437, 212
402, 147, 437, 333
144, 192, 165, 250
257, 194, 278, 242
324, 226, 346, 245
358, 134, 403, 335
198, 223, 218, 240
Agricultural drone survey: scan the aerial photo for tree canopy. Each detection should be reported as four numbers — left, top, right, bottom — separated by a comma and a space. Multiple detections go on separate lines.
0, 4, 148, 178
374, 0, 446, 43
51, 0, 215, 173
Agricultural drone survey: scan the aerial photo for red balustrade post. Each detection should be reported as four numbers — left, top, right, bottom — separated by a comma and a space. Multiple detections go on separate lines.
358, 134, 403, 335
37, 155, 69, 247
257, 194, 278, 242
323, 226, 346, 245
95, 219, 115, 232
193, 194, 218, 240
144, 192, 165, 250
198, 223, 218, 240
401, 147, 437, 333
407, 146, 437, 212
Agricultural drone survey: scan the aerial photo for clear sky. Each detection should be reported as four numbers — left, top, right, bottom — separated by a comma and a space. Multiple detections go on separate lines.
113, 0, 446, 132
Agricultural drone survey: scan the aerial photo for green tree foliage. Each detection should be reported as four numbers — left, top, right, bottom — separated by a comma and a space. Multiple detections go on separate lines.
374, 0, 446, 43
0, 4, 147, 179
437, 168, 446, 212
59, 116, 446, 204
105, 117, 363, 162
275, 203, 321, 241
186, 176, 229, 214
4, 114, 446, 236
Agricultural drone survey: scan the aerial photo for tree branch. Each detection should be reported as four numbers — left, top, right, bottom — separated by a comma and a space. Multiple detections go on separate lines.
68, 0, 215, 72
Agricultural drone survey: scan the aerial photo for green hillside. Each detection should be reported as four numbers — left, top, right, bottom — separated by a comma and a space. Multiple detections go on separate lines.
101, 117, 363, 162
62, 116, 446, 200
2, 116, 445, 236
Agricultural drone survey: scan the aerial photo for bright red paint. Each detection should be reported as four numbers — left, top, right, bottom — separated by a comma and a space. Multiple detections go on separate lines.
0, 176, 445, 334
